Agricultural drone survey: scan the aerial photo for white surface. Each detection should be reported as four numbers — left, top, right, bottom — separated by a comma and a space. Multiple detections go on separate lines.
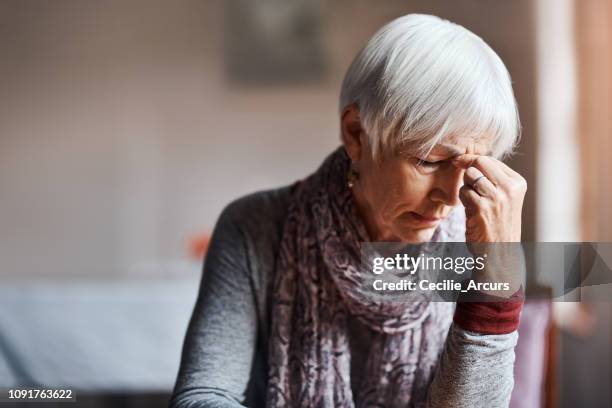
0, 278, 200, 392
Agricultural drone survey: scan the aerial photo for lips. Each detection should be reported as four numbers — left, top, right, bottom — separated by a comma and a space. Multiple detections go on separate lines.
410, 212, 445, 224
416, 213, 443, 222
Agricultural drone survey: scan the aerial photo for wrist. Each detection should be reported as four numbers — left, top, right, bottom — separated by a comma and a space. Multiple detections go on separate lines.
453, 286, 524, 335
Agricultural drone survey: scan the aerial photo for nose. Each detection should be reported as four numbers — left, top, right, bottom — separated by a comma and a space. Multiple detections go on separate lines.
429, 164, 464, 206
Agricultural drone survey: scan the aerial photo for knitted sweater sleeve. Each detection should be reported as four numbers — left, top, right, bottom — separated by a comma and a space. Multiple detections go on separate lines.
426, 206, 522, 408
169, 199, 257, 408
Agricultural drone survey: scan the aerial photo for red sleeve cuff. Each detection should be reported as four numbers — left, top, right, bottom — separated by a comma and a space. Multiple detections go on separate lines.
453, 286, 524, 335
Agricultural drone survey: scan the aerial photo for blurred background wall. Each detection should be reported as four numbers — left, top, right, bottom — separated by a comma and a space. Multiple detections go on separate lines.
0, 0, 538, 279
0, 1, 610, 407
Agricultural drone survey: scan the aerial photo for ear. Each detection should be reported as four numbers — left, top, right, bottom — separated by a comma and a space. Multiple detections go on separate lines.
340, 104, 364, 162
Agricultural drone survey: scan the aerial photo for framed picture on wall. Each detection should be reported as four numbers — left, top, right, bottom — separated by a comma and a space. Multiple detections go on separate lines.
224, 0, 327, 85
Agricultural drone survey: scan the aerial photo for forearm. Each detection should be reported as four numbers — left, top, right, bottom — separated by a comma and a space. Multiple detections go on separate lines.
426, 324, 518, 408
169, 388, 247, 408
427, 289, 523, 408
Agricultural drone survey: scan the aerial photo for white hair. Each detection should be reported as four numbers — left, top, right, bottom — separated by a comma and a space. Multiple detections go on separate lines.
339, 14, 521, 160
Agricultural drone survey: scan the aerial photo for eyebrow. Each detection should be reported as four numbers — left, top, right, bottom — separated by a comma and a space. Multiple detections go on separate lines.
435, 144, 493, 157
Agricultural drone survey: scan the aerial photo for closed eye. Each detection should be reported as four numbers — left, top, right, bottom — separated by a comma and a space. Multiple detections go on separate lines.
417, 159, 441, 167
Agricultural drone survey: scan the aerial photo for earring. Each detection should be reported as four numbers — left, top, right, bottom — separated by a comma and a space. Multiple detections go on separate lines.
347, 164, 359, 188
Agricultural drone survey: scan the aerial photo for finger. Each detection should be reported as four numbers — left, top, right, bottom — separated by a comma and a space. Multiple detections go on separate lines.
488, 159, 528, 194
495, 159, 521, 178
464, 167, 496, 197
459, 184, 483, 209
452, 154, 509, 185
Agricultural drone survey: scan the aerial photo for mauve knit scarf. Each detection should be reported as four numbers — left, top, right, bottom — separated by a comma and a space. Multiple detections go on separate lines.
266, 147, 464, 407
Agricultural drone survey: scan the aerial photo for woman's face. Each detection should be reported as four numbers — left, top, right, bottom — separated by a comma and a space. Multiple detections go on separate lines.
356, 138, 491, 242
342, 107, 492, 242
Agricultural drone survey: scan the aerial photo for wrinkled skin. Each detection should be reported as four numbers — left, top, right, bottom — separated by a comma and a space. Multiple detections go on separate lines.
340, 105, 527, 245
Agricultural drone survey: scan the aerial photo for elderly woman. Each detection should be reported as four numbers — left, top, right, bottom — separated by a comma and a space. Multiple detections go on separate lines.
171, 14, 527, 408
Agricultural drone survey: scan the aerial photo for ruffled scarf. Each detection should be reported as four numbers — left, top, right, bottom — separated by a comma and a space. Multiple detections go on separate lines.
266, 147, 463, 407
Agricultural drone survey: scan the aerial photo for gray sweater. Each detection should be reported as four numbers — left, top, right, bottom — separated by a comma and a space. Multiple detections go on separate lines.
169, 187, 518, 408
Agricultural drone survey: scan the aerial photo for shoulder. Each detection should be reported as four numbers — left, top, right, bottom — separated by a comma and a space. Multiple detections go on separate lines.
204, 184, 293, 318
216, 185, 293, 242
210, 186, 293, 322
